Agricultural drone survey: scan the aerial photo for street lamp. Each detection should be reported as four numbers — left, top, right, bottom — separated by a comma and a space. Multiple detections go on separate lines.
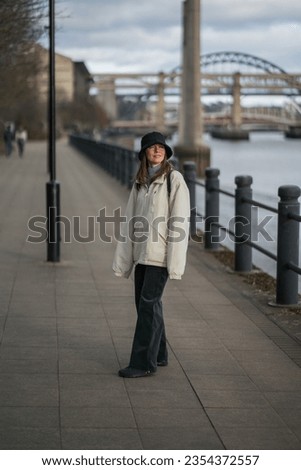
46, 0, 60, 261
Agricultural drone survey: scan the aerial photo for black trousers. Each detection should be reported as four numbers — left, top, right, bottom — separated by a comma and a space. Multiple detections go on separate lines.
129, 264, 169, 372
17, 139, 25, 157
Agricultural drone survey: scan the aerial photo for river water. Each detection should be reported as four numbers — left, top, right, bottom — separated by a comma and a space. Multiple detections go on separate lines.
176, 131, 301, 290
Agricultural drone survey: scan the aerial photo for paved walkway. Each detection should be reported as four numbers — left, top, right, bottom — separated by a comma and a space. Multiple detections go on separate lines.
0, 140, 300, 450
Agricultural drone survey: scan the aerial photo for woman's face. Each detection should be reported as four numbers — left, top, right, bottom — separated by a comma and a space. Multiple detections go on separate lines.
145, 143, 166, 166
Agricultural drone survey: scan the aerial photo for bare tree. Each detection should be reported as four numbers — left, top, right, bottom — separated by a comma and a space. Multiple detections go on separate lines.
0, 1, 47, 130
0, 1, 109, 141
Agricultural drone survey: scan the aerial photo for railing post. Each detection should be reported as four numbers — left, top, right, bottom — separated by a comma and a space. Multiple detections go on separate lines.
101, 143, 105, 170
121, 149, 126, 185
205, 168, 220, 250
234, 175, 253, 272
124, 151, 129, 186
109, 147, 114, 175
183, 161, 197, 238
116, 150, 121, 181
128, 152, 138, 189
114, 149, 119, 179
276, 185, 301, 305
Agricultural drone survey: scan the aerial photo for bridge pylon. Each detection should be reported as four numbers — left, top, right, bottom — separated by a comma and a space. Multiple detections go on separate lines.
174, 0, 210, 177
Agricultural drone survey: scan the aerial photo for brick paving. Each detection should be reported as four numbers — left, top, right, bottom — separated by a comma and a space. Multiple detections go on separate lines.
0, 140, 300, 450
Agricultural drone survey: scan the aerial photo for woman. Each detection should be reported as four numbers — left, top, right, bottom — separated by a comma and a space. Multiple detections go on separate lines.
113, 131, 190, 378
15, 126, 28, 157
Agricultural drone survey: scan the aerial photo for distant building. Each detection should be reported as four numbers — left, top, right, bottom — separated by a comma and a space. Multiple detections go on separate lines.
30, 44, 92, 104
20, 44, 97, 136
74, 61, 93, 100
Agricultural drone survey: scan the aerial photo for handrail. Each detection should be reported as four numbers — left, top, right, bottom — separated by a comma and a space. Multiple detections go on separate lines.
211, 221, 278, 262
241, 197, 278, 214
69, 134, 138, 189
287, 261, 301, 276
218, 188, 235, 198
183, 163, 301, 306
289, 213, 301, 222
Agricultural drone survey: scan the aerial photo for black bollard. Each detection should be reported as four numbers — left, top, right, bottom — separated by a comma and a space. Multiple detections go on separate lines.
46, 180, 60, 262
205, 168, 220, 250
128, 152, 138, 189
276, 185, 301, 305
183, 161, 197, 238
234, 175, 253, 272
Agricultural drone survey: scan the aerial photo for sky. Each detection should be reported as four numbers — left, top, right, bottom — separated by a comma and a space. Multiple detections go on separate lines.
51, 0, 301, 75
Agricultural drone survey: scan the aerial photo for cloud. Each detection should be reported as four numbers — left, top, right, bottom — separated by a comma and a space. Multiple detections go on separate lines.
203, 22, 301, 72
53, 0, 301, 73
203, 0, 301, 29
56, 0, 183, 72
57, 0, 181, 31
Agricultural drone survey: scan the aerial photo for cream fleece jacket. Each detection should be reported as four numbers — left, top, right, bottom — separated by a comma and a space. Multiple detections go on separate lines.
112, 170, 190, 280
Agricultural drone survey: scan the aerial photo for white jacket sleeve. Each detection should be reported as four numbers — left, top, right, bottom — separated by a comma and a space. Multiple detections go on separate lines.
112, 185, 137, 278
167, 172, 190, 280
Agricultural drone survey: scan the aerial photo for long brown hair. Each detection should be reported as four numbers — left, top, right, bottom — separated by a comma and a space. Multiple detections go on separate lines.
135, 151, 173, 190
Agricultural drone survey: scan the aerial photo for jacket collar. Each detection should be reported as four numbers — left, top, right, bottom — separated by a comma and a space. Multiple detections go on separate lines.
135, 173, 166, 186
152, 174, 166, 184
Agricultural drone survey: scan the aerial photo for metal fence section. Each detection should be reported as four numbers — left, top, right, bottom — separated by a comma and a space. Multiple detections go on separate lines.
69, 135, 300, 307
183, 162, 301, 307
69, 134, 139, 189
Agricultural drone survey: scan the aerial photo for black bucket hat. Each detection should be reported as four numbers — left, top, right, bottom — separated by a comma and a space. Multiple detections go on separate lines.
138, 131, 173, 161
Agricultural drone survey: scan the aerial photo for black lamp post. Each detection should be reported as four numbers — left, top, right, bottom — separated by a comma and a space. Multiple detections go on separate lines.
46, 0, 60, 262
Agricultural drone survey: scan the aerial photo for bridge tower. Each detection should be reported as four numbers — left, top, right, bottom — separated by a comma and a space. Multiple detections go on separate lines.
156, 72, 166, 133
232, 72, 242, 128
174, 0, 210, 176
212, 71, 249, 140
96, 78, 117, 121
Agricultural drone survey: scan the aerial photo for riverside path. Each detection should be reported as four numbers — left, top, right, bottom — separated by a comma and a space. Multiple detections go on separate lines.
0, 140, 300, 450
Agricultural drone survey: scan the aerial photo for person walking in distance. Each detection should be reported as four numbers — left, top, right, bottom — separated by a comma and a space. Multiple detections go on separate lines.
15, 126, 28, 158
113, 131, 190, 378
3, 123, 14, 157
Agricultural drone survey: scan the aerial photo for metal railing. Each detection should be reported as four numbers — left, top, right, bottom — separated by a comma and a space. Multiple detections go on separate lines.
70, 134, 139, 189
69, 133, 180, 186
183, 162, 301, 307
69, 135, 300, 307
